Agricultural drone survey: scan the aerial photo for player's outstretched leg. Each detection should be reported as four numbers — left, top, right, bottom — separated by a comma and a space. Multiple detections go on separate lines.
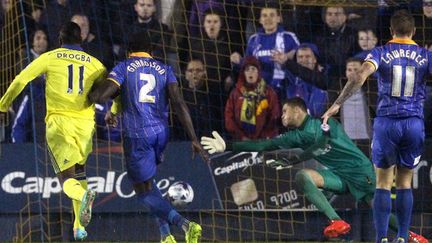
295, 170, 350, 238
136, 180, 201, 242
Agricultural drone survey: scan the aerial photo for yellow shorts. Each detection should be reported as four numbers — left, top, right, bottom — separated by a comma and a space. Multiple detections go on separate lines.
46, 115, 95, 174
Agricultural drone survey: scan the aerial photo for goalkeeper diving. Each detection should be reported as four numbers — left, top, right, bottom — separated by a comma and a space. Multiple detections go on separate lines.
201, 97, 427, 243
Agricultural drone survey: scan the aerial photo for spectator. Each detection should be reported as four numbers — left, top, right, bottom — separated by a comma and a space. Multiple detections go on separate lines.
11, 29, 49, 143
354, 28, 378, 60
0, 0, 15, 142
315, 6, 357, 79
70, 13, 121, 142
415, 0, 432, 50
173, 59, 221, 139
345, 6, 377, 31
40, 0, 73, 46
289, 5, 323, 42
283, 43, 329, 117
187, 0, 244, 44
0, 0, 12, 32
188, 0, 224, 37
416, 0, 432, 138
23, 1, 44, 35
190, 9, 239, 92
71, 13, 114, 70
225, 56, 280, 140
159, 0, 176, 26
107, 0, 134, 59
230, 4, 300, 99
129, 0, 172, 63
340, 57, 370, 140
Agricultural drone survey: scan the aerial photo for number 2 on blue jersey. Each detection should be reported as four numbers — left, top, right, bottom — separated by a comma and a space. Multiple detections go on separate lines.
391, 65, 415, 97
139, 73, 156, 103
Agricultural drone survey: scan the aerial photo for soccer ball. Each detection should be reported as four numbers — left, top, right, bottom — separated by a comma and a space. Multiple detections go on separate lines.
167, 181, 194, 208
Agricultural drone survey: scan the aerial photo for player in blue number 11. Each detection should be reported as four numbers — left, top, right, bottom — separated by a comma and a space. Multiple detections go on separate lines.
322, 10, 432, 243
88, 32, 208, 243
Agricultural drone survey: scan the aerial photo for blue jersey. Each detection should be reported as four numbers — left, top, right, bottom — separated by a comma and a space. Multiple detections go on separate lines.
365, 39, 432, 118
108, 52, 177, 138
246, 25, 299, 90
285, 75, 328, 117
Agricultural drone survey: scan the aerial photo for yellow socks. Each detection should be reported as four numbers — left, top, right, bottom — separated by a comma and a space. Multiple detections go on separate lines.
72, 180, 88, 229
63, 178, 86, 202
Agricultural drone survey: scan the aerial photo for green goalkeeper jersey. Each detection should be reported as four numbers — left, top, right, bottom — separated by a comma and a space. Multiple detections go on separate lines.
229, 115, 375, 200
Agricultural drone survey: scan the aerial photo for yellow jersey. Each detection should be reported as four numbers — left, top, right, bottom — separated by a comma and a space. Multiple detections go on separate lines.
0, 45, 106, 119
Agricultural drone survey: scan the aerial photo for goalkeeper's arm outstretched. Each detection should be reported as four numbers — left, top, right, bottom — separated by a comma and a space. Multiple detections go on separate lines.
201, 97, 332, 166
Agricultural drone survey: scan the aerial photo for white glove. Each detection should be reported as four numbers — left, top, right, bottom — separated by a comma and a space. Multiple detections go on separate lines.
200, 131, 226, 154
265, 159, 293, 171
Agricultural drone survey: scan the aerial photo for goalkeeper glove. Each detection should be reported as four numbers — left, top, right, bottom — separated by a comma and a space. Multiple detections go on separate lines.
265, 154, 300, 170
200, 131, 226, 154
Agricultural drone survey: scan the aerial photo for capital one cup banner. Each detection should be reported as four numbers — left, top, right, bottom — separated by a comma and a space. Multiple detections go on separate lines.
208, 149, 432, 211
0, 142, 218, 213
1, 144, 432, 213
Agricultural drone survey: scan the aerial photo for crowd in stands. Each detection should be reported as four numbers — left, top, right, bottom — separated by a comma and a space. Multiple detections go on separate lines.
1, 0, 432, 145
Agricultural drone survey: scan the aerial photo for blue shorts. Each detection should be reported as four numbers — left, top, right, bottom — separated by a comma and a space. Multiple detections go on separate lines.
372, 117, 424, 169
123, 129, 169, 184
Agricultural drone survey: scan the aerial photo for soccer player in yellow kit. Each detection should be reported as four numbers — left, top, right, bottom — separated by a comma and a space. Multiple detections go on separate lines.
0, 22, 106, 241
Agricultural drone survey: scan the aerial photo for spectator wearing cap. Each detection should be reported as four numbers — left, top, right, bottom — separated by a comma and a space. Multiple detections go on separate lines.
230, 4, 299, 99
225, 56, 280, 140
281, 43, 329, 117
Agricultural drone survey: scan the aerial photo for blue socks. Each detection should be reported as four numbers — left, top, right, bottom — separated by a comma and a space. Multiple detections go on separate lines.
373, 188, 413, 243
136, 181, 188, 232
156, 217, 171, 239
168, 209, 189, 231
395, 189, 413, 241
373, 189, 392, 242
